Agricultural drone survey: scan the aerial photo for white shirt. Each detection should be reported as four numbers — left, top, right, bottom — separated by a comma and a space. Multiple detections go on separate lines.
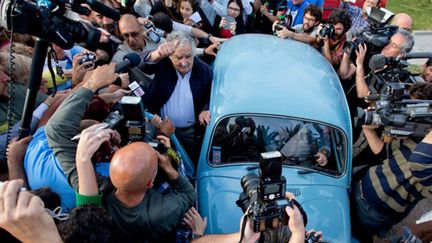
161, 71, 196, 128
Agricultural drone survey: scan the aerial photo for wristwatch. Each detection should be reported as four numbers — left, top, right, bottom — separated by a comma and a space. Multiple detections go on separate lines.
207, 33, 213, 41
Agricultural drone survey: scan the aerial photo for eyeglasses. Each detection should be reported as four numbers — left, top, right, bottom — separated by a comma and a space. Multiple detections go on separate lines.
228, 6, 241, 12
121, 31, 140, 39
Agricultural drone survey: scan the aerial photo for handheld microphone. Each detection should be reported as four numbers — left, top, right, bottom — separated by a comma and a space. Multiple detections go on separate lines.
369, 54, 389, 71
115, 52, 141, 73
112, 52, 141, 86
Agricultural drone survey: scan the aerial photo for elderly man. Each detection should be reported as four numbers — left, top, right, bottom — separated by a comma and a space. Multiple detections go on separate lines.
140, 31, 212, 164
106, 142, 196, 241
353, 29, 414, 98
112, 14, 155, 63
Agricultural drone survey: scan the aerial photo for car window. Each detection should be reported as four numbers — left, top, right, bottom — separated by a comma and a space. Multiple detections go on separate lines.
209, 115, 346, 176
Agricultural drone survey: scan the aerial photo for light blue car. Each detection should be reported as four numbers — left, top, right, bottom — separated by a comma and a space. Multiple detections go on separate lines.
196, 34, 353, 242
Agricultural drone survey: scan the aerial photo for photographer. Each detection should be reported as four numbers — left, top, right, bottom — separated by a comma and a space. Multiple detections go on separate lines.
273, 4, 322, 45
191, 193, 308, 243
44, 64, 119, 191
353, 29, 414, 98
351, 82, 432, 242
340, 0, 380, 32
316, 8, 351, 68
106, 140, 196, 241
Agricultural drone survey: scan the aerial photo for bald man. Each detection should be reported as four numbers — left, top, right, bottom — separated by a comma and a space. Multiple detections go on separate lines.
105, 142, 196, 242
112, 14, 154, 90
392, 13, 413, 32
112, 14, 148, 63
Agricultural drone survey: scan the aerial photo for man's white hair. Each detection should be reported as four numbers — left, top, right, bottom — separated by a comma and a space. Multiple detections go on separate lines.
166, 30, 196, 56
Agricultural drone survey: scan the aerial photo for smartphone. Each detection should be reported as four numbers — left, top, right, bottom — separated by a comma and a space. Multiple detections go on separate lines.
147, 29, 161, 44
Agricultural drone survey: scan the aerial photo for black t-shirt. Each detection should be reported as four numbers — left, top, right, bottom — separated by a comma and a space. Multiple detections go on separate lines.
248, 0, 286, 34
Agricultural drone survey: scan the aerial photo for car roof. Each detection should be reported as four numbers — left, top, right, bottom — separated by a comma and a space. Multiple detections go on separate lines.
210, 34, 351, 133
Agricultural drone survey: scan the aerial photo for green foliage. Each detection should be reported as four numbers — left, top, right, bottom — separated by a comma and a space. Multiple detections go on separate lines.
387, 0, 432, 30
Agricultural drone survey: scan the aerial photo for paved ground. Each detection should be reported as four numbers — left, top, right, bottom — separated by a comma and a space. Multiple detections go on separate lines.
408, 31, 432, 65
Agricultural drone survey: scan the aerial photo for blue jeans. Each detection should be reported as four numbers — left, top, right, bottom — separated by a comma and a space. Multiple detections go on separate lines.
350, 181, 402, 242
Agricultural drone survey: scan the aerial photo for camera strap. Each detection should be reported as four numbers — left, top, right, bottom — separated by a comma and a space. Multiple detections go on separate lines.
291, 199, 308, 227
46, 44, 60, 95
238, 207, 252, 243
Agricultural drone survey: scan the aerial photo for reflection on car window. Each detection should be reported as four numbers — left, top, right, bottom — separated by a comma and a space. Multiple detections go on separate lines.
209, 115, 346, 175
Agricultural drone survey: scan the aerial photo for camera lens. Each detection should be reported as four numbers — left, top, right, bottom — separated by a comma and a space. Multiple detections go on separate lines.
241, 173, 260, 198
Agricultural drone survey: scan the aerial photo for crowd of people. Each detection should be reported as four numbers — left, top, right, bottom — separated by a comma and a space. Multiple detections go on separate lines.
0, 0, 431, 242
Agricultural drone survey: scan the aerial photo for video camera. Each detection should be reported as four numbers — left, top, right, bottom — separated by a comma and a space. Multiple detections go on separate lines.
344, 7, 397, 62
0, 0, 120, 51
236, 151, 306, 232
361, 79, 432, 138
0, 0, 121, 143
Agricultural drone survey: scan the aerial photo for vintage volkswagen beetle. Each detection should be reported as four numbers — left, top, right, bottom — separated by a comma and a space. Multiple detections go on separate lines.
196, 34, 353, 242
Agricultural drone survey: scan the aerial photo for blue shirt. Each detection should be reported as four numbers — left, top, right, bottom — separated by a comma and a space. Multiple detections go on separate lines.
287, 0, 310, 28
307, 0, 323, 9
24, 126, 76, 212
161, 71, 196, 128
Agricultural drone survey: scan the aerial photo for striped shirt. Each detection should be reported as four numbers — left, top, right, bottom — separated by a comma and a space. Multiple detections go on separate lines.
361, 139, 432, 215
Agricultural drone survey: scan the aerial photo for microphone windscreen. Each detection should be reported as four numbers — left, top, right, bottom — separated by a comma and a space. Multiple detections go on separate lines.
123, 52, 141, 68
369, 54, 387, 71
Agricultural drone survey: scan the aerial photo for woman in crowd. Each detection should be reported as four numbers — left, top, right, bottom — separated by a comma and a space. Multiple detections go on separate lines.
214, 0, 245, 38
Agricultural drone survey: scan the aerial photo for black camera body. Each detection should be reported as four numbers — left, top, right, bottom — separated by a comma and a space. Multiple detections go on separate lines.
118, 96, 165, 152
237, 151, 292, 232
274, 21, 287, 32
344, 7, 397, 62
361, 82, 432, 138
79, 52, 96, 68
319, 24, 334, 38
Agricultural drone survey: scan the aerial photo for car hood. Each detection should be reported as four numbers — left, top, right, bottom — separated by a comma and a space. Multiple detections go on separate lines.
197, 175, 351, 242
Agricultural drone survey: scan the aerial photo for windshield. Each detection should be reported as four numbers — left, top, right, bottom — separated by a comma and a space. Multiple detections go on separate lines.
209, 115, 346, 176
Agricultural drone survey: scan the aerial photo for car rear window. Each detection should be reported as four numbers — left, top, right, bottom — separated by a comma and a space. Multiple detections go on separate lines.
208, 115, 346, 176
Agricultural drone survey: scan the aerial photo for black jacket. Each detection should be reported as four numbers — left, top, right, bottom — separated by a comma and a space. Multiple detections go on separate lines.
140, 52, 213, 120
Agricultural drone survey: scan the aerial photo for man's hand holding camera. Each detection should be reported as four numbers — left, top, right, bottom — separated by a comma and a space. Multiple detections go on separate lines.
0, 180, 62, 243
72, 53, 96, 86
355, 43, 367, 68
82, 63, 119, 93
285, 192, 306, 243
157, 135, 179, 181
317, 24, 329, 43
272, 22, 294, 39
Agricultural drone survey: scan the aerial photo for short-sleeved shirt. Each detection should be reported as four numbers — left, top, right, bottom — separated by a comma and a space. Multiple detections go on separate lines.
292, 23, 317, 36
24, 126, 76, 211
0, 83, 47, 133
286, 0, 310, 28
